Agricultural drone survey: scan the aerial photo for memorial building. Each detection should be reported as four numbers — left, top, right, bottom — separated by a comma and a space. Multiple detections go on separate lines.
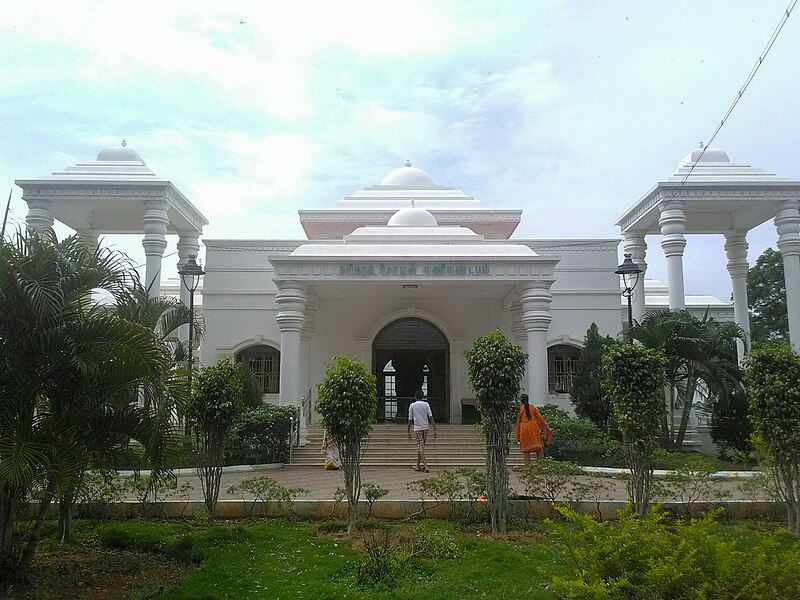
18, 145, 800, 439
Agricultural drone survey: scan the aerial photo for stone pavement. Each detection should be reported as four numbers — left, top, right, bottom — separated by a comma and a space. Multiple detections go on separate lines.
146, 464, 760, 503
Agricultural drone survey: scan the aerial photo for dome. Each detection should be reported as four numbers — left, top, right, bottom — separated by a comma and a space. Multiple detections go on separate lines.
380, 160, 436, 188
387, 205, 438, 227
97, 142, 146, 164
680, 145, 730, 165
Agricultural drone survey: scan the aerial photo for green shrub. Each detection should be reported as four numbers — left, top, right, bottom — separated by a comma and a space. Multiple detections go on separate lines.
409, 522, 460, 559
539, 405, 623, 465
226, 475, 308, 516
362, 483, 389, 517
227, 404, 297, 465
514, 457, 582, 503
549, 504, 800, 599
660, 453, 729, 520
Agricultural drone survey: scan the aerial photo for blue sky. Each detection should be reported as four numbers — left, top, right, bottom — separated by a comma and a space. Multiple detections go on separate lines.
2, 0, 798, 300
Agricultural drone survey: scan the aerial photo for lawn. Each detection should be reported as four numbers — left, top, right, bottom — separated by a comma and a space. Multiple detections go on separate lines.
7, 516, 800, 600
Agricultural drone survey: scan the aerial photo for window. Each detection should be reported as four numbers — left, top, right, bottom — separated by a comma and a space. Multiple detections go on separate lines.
383, 360, 397, 419
548, 345, 580, 394
238, 345, 280, 394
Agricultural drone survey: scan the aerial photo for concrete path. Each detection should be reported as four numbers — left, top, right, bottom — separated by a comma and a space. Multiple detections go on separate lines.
132, 464, 762, 503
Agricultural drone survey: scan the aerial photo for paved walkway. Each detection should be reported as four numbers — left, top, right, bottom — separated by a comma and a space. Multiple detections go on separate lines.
133, 464, 762, 503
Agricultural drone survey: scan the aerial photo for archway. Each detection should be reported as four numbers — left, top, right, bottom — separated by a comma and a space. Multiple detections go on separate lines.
373, 318, 449, 423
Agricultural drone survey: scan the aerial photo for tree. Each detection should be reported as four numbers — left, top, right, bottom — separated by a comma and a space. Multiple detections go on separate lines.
465, 329, 526, 534
0, 230, 178, 583
189, 358, 245, 520
113, 285, 204, 366
571, 323, 617, 428
316, 356, 376, 534
745, 343, 800, 533
602, 344, 667, 517
627, 309, 746, 449
747, 247, 788, 343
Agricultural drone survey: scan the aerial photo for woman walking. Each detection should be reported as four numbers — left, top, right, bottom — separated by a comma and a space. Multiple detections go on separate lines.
515, 393, 552, 465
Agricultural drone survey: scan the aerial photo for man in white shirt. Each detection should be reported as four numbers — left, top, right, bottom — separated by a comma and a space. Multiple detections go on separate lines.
407, 389, 437, 473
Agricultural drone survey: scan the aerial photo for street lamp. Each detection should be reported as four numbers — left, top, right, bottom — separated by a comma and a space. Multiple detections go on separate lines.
616, 252, 643, 332
178, 254, 205, 389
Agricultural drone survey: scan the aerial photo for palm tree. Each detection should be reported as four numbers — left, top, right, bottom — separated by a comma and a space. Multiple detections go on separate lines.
0, 229, 181, 583
627, 309, 746, 449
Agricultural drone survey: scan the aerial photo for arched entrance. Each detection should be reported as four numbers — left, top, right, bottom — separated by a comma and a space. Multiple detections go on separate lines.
373, 317, 449, 423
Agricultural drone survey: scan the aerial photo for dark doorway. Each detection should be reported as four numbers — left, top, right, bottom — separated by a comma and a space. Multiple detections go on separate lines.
373, 318, 449, 424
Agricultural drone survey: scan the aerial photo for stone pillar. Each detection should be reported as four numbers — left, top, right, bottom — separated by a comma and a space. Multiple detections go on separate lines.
76, 228, 100, 251
623, 234, 648, 323
519, 282, 554, 406
276, 282, 308, 413
142, 199, 169, 297
775, 200, 800, 352
724, 230, 751, 361
298, 297, 317, 445
25, 199, 54, 234
659, 200, 687, 310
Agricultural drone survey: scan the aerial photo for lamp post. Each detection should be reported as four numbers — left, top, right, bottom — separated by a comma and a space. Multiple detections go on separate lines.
178, 254, 205, 390
616, 252, 643, 332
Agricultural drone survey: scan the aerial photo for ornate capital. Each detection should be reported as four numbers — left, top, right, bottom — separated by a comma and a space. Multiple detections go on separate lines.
724, 230, 749, 279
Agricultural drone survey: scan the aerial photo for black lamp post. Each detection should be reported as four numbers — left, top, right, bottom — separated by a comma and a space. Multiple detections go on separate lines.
178, 254, 205, 389
616, 252, 643, 332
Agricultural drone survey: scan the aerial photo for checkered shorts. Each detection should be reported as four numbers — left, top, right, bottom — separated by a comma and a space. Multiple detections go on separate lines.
414, 429, 428, 449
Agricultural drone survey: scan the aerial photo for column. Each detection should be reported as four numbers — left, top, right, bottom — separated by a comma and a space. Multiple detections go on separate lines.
76, 228, 100, 251
623, 234, 648, 322
775, 200, 800, 353
724, 230, 751, 361
25, 199, 54, 234
276, 282, 308, 411
659, 199, 687, 310
142, 199, 169, 297
519, 282, 554, 407
298, 297, 317, 445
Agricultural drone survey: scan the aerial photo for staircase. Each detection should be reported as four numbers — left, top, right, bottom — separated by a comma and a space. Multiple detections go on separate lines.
292, 424, 526, 467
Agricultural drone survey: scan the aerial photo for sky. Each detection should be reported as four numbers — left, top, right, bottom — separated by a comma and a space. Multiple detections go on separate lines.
1, 0, 798, 301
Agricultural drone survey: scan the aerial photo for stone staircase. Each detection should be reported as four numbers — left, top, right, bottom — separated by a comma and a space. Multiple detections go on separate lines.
292, 424, 527, 468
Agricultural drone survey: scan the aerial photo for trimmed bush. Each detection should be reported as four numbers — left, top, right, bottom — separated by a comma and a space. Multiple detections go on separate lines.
539, 405, 623, 465
227, 404, 297, 465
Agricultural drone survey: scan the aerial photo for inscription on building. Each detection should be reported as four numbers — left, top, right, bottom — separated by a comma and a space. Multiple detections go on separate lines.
337, 263, 492, 276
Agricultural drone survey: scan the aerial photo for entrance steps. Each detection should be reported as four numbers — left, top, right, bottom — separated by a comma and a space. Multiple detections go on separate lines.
293, 424, 526, 468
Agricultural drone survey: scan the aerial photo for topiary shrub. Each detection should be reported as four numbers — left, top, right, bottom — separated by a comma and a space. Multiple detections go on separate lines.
602, 344, 667, 517
316, 356, 376, 534
465, 328, 526, 534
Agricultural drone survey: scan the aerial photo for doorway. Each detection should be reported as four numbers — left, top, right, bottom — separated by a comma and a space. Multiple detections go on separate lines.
373, 317, 449, 424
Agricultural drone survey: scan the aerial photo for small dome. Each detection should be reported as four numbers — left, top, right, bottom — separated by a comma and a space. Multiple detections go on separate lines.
380, 160, 436, 188
97, 143, 146, 164
387, 206, 438, 227
680, 145, 730, 165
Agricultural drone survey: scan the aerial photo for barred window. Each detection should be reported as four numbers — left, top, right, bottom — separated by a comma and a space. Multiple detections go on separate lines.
548, 345, 580, 394
237, 345, 280, 394
383, 360, 397, 419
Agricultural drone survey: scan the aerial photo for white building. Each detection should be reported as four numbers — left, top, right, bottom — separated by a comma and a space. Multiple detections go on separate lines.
22, 144, 800, 432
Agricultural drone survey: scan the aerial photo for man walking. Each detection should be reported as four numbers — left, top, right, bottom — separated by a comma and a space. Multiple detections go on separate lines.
407, 389, 437, 472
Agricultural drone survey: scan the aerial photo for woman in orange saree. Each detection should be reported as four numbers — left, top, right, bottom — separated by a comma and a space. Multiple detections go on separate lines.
515, 393, 552, 465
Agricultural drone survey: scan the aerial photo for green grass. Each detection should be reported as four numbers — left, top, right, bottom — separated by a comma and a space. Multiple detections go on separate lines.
86, 519, 562, 600
22, 516, 800, 599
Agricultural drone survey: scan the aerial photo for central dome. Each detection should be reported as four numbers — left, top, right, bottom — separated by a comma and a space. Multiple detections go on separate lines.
387, 205, 438, 227
680, 145, 730, 165
380, 160, 436, 189
97, 143, 146, 164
